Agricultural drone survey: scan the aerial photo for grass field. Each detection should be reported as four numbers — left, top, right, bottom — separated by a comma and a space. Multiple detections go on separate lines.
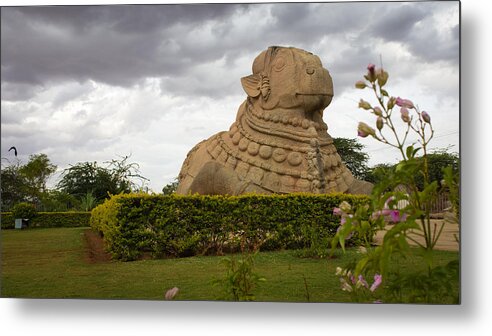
1, 227, 459, 302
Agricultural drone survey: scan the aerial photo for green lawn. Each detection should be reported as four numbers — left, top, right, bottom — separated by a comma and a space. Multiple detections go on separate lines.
1, 227, 459, 302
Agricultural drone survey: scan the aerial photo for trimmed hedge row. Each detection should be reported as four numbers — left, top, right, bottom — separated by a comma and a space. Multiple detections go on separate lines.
90, 193, 371, 261
1, 212, 91, 229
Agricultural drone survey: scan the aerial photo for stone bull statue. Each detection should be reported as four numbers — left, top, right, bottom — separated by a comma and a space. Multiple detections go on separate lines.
176, 46, 373, 195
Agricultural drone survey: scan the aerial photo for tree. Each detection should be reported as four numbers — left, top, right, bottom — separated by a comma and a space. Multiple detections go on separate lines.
332, 137, 370, 180
364, 163, 395, 185
19, 153, 57, 197
39, 190, 80, 212
363, 150, 459, 191
105, 154, 149, 192
57, 155, 149, 203
1, 160, 28, 210
417, 149, 459, 190
57, 161, 121, 202
0, 154, 57, 210
162, 178, 179, 195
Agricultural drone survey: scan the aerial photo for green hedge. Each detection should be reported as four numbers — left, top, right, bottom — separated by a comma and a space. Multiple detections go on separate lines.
90, 193, 371, 261
1, 211, 91, 229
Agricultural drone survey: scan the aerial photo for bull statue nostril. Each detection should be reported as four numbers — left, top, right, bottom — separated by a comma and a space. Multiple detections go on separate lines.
306, 68, 315, 75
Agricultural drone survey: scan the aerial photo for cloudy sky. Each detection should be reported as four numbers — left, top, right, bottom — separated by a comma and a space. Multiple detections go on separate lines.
1, 1, 460, 192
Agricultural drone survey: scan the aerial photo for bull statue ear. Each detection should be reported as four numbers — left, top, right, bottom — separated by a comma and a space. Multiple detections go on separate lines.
241, 73, 271, 101
241, 74, 261, 98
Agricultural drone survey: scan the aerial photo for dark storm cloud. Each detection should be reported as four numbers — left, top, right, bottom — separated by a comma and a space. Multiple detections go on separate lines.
367, 2, 459, 62
1, 4, 247, 89
1, 2, 459, 101
1, 82, 44, 101
369, 3, 427, 41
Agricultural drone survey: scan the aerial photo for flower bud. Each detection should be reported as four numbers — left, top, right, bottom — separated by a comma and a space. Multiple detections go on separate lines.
165, 287, 179, 300
400, 107, 410, 123
355, 80, 367, 89
357, 122, 376, 138
395, 97, 414, 109
339, 201, 352, 213
376, 116, 384, 130
366, 63, 376, 81
376, 69, 389, 87
387, 97, 396, 110
373, 107, 383, 116
421, 111, 431, 123
358, 99, 372, 110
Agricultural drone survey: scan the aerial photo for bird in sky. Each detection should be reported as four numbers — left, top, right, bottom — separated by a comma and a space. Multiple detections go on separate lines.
8, 146, 17, 157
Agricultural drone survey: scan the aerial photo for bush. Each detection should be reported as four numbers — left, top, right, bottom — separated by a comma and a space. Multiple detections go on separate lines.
11, 202, 37, 219
90, 193, 371, 261
1, 211, 91, 229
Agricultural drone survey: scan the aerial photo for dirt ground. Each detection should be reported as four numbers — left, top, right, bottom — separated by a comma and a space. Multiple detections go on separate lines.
83, 229, 112, 263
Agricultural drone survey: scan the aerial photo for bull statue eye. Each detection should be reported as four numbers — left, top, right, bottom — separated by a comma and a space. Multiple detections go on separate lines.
273, 57, 286, 71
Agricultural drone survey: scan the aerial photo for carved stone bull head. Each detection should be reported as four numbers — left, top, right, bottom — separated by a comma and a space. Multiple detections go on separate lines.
241, 46, 334, 117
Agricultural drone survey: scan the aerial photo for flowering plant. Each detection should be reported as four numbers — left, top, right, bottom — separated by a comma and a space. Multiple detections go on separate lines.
336, 267, 382, 303
330, 63, 459, 303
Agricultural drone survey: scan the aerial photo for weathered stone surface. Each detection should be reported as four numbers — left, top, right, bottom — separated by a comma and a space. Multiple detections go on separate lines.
176, 46, 373, 195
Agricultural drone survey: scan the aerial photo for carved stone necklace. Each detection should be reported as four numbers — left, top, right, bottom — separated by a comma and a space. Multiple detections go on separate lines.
203, 101, 353, 193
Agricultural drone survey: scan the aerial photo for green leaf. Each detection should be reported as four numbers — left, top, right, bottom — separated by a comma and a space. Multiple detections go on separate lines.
406, 145, 415, 159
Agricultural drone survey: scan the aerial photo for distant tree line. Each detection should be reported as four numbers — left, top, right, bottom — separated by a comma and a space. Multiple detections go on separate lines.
1, 153, 149, 212
332, 138, 459, 191
2, 140, 458, 211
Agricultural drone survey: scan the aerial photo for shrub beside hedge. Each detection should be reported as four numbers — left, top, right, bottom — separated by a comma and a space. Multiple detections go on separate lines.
90, 193, 371, 261
1, 211, 91, 229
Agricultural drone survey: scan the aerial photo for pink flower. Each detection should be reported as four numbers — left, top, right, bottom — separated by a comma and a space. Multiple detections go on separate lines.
370, 274, 382, 292
384, 196, 395, 208
381, 208, 392, 216
370, 210, 382, 220
358, 275, 369, 288
165, 287, 179, 300
367, 63, 376, 73
389, 210, 408, 223
340, 216, 347, 225
421, 111, 431, 123
389, 210, 399, 222
336, 217, 353, 240
333, 207, 342, 216
395, 97, 414, 109
370, 208, 391, 220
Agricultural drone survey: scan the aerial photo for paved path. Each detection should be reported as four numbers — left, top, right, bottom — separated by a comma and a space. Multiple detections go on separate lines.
374, 219, 460, 252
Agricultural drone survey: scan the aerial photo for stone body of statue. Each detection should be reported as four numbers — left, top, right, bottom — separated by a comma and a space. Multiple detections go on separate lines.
176, 46, 373, 195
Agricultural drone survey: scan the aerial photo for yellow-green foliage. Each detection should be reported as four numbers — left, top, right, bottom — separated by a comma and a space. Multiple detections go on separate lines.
1, 211, 91, 229
90, 193, 371, 261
